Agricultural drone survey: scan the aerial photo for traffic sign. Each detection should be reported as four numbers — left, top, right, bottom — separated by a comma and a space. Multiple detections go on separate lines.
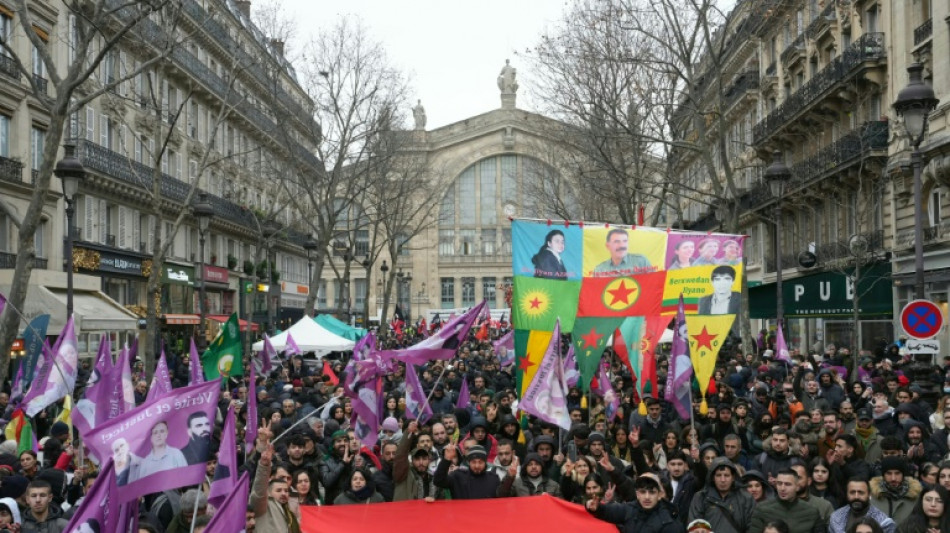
906, 338, 940, 354
900, 299, 944, 339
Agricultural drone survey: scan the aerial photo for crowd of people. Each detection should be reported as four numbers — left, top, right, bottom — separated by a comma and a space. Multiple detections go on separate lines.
2, 324, 950, 533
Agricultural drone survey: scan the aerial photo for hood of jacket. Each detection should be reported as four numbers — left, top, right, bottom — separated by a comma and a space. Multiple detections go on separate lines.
0, 497, 20, 525
869, 475, 923, 500
706, 456, 741, 486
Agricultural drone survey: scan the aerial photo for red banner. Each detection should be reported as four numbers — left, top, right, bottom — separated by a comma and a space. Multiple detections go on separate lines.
577, 271, 666, 318
301, 495, 617, 533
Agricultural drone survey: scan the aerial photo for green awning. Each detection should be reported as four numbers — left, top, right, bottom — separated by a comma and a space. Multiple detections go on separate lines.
314, 314, 368, 341
749, 262, 892, 319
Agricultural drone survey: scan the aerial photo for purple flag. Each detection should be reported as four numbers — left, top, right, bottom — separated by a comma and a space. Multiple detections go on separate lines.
494, 330, 515, 367
665, 295, 693, 419
63, 460, 121, 532
563, 344, 580, 388
74, 336, 114, 435
189, 338, 204, 385
456, 378, 470, 409
519, 320, 572, 430
774, 322, 791, 363
84, 380, 222, 504
146, 351, 173, 402
404, 364, 433, 424
23, 316, 79, 417
261, 334, 278, 373
284, 333, 302, 356
209, 405, 238, 507
114, 345, 136, 415
10, 362, 23, 399
596, 364, 620, 421
380, 301, 485, 366
344, 359, 384, 447
204, 472, 250, 532
245, 362, 258, 454
115, 501, 139, 533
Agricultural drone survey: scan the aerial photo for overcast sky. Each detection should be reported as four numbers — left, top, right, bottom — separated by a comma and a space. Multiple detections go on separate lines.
278, 0, 569, 129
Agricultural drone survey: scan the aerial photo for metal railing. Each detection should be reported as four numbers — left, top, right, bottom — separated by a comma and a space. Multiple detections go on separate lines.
0, 54, 18, 80
0, 156, 23, 184
787, 120, 889, 188
724, 70, 759, 110
914, 18, 932, 46
32, 74, 48, 95
753, 33, 886, 144
0, 251, 47, 269
765, 230, 884, 272
781, 32, 806, 65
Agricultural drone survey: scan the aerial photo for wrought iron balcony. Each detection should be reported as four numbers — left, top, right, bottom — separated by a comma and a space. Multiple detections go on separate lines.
765, 230, 884, 272
0, 54, 19, 80
787, 120, 889, 190
0, 251, 47, 269
32, 74, 48, 95
780, 32, 806, 65
723, 70, 759, 110
914, 18, 932, 46
0, 156, 23, 184
753, 33, 886, 144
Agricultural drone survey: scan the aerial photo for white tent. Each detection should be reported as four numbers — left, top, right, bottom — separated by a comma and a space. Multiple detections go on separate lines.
252, 316, 355, 355
660, 328, 674, 344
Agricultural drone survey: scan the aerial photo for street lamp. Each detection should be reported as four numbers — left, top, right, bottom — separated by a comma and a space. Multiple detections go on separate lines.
765, 150, 791, 332
193, 193, 214, 349
262, 220, 280, 335
380, 259, 389, 326
893, 63, 939, 300
55, 142, 86, 320
397, 269, 413, 320
303, 233, 318, 315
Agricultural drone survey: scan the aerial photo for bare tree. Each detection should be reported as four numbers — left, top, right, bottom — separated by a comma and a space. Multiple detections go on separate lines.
0, 0, 181, 382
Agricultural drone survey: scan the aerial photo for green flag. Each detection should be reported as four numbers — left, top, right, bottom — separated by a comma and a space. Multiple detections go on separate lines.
16, 419, 33, 457
202, 313, 244, 379
571, 317, 623, 392
511, 277, 580, 333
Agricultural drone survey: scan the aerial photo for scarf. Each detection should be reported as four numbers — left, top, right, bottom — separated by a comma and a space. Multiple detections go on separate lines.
878, 478, 909, 500
854, 427, 875, 449
280, 501, 301, 533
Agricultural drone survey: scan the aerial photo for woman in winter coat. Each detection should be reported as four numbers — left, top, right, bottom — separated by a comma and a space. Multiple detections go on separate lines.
333, 469, 385, 505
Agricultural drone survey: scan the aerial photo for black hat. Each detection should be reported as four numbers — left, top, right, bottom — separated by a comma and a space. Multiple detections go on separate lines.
717, 403, 733, 413
411, 447, 430, 458
857, 406, 873, 420
880, 456, 908, 476
466, 445, 488, 460
588, 432, 607, 445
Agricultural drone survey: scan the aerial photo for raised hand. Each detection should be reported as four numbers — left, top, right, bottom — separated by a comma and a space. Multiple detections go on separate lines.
443, 443, 458, 462
599, 454, 614, 472
507, 456, 520, 478
407, 420, 419, 435
630, 426, 641, 446
260, 443, 275, 467
604, 482, 616, 502
342, 445, 352, 464
585, 497, 599, 512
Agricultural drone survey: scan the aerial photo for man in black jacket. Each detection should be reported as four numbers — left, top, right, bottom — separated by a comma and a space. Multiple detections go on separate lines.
586, 472, 686, 533
434, 444, 511, 499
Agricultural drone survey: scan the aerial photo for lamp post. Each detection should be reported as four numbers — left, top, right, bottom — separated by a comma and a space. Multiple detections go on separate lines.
397, 269, 413, 320
193, 193, 214, 349
765, 150, 791, 333
55, 142, 86, 320
893, 63, 939, 300
380, 260, 389, 326
262, 220, 280, 335
303, 233, 318, 315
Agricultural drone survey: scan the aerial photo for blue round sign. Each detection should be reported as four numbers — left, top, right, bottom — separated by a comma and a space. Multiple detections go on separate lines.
900, 299, 944, 340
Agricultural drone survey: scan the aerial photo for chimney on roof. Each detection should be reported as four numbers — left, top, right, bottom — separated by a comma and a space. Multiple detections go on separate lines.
270, 39, 285, 57
235, 0, 251, 18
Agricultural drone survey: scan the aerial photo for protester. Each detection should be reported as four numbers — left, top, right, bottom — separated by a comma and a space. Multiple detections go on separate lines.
585, 472, 686, 533
21, 480, 68, 532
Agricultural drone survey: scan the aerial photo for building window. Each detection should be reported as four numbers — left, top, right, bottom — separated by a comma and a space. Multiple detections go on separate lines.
482, 277, 496, 306
317, 280, 327, 309
440, 277, 455, 309
396, 234, 410, 255
460, 229, 476, 255
31, 128, 45, 171
354, 278, 366, 308
0, 115, 9, 157
481, 228, 496, 255
438, 229, 454, 256
0, 214, 9, 252
355, 229, 369, 257
929, 188, 942, 227
461, 277, 475, 307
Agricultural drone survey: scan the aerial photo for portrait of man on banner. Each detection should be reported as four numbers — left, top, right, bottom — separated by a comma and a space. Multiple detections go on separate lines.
583, 227, 665, 277
697, 265, 742, 315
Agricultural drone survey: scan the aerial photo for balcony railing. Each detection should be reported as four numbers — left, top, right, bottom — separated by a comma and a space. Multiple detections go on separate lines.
765, 230, 884, 272
0, 54, 19, 80
780, 32, 806, 65
32, 74, 48, 95
0, 156, 23, 184
753, 33, 886, 144
76, 139, 258, 229
914, 18, 932, 46
723, 70, 759, 110
0, 251, 47, 269
787, 120, 889, 189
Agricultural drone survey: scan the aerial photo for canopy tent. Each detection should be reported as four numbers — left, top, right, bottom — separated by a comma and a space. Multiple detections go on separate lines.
314, 314, 367, 341
252, 316, 355, 355
301, 494, 617, 533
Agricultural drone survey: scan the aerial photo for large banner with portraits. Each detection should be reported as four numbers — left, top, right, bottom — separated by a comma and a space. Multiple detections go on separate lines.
83, 380, 222, 503
512, 219, 745, 391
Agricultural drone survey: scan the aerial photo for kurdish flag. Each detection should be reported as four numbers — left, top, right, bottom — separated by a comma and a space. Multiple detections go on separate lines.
202, 313, 244, 379
571, 317, 622, 392
576, 271, 666, 318
511, 277, 580, 333
685, 314, 736, 414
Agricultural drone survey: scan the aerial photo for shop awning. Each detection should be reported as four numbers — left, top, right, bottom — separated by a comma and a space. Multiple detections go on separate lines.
43, 288, 138, 332
207, 315, 258, 331
749, 262, 893, 319
163, 314, 200, 325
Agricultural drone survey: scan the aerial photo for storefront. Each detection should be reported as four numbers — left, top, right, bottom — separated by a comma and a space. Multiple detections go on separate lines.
749, 263, 894, 353
197, 265, 234, 316
161, 263, 198, 336
73, 246, 149, 314
279, 281, 309, 329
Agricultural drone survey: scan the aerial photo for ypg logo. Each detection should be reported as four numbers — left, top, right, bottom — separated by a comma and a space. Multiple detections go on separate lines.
601, 277, 641, 312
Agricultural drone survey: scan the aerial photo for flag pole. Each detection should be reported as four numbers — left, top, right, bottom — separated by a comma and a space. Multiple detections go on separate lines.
189, 475, 210, 533
416, 364, 449, 422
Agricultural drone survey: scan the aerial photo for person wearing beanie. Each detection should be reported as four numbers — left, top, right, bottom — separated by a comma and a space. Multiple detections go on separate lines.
586, 472, 685, 533
435, 443, 509, 499
0, 475, 28, 502
463, 416, 498, 462
378, 417, 403, 443
662, 450, 697, 524
869, 455, 921, 524
49, 422, 70, 445
392, 421, 441, 502
504, 452, 561, 497
686, 519, 712, 533
585, 432, 626, 480
318, 430, 355, 505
